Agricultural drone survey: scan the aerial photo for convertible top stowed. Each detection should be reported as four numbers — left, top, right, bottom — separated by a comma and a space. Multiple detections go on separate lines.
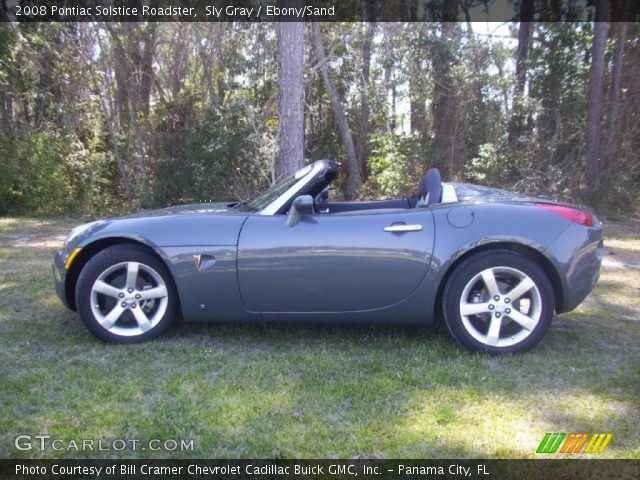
53, 160, 603, 353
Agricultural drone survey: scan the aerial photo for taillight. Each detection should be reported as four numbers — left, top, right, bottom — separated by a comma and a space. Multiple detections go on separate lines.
536, 204, 594, 227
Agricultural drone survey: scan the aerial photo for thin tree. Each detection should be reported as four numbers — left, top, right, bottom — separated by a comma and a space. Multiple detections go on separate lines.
356, 21, 375, 181
603, 4, 629, 171
277, 21, 305, 179
380, 23, 398, 134
508, 0, 534, 145
409, 23, 426, 143
312, 22, 363, 198
585, 0, 609, 195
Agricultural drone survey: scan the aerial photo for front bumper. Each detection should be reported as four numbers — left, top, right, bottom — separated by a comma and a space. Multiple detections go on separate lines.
52, 248, 72, 309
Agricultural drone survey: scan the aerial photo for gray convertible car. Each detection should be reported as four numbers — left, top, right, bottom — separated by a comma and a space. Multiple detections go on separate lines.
53, 160, 603, 353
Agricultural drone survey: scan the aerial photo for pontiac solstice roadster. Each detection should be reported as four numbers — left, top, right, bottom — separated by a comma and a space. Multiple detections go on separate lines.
53, 160, 603, 353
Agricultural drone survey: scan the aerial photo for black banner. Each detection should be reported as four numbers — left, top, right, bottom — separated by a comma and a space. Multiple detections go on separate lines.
1, 460, 639, 480
1, 0, 639, 22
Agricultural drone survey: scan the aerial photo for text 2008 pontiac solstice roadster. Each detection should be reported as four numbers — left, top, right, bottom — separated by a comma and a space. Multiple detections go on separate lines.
53, 160, 603, 353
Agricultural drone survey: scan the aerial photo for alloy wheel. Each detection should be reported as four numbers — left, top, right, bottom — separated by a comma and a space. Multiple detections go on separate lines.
458, 266, 542, 348
90, 261, 169, 337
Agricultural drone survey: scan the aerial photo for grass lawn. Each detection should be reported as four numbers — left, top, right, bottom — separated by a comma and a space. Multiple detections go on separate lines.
0, 217, 638, 459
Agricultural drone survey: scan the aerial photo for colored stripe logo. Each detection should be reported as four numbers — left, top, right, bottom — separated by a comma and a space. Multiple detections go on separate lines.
537, 433, 612, 454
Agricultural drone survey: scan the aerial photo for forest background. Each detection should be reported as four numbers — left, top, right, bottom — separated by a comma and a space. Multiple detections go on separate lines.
0, 0, 638, 217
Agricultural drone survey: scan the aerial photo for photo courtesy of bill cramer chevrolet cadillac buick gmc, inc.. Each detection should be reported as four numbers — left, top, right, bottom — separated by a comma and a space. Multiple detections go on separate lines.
53, 160, 603, 353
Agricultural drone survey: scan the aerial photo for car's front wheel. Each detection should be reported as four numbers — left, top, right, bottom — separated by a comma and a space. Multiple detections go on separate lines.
442, 250, 554, 353
76, 245, 177, 343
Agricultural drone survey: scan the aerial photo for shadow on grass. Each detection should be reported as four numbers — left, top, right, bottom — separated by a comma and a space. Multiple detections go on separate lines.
3, 302, 639, 458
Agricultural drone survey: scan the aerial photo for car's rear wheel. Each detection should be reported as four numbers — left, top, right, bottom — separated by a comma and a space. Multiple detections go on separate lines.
76, 245, 177, 343
442, 250, 554, 353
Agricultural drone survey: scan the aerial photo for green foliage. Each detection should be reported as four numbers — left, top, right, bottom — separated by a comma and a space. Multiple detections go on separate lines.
154, 101, 274, 205
0, 135, 15, 213
0, 129, 120, 217
0, 131, 74, 215
366, 135, 410, 197
462, 143, 503, 185
0, 22, 638, 216
364, 134, 427, 198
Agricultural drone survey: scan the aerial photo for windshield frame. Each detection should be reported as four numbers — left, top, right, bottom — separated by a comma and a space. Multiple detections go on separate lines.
243, 170, 305, 212
250, 161, 327, 215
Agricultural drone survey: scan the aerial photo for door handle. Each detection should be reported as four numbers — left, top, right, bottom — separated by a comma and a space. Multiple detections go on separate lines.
384, 224, 423, 232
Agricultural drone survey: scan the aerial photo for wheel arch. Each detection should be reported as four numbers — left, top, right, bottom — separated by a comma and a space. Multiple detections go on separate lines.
65, 236, 174, 311
434, 241, 565, 320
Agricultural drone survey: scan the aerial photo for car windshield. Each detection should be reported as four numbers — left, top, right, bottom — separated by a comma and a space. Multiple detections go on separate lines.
243, 164, 313, 212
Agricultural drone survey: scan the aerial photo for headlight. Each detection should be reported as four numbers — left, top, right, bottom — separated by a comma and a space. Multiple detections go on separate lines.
64, 221, 102, 247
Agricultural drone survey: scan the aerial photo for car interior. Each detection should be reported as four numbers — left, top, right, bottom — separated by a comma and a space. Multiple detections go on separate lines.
304, 168, 446, 215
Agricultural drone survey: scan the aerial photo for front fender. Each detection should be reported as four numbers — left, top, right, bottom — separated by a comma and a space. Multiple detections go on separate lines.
56, 212, 249, 312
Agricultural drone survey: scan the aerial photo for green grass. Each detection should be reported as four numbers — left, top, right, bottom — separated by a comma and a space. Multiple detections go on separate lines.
0, 217, 638, 459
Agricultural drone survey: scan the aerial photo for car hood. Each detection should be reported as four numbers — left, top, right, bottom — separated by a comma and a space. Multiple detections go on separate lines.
62, 201, 248, 250
121, 202, 241, 219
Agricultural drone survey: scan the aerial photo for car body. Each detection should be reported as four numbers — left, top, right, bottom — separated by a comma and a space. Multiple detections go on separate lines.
53, 160, 604, 352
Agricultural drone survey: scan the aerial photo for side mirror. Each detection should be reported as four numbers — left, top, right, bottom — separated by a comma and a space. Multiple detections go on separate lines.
285, 195, 314, 227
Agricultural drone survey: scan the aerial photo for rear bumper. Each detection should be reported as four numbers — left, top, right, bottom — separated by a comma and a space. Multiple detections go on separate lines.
549, 221, 604, 313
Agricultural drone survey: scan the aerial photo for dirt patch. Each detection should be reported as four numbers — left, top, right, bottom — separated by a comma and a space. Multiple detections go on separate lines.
603, 217, 640, 239
598, 217, 640, 269
0, 218, 77, 249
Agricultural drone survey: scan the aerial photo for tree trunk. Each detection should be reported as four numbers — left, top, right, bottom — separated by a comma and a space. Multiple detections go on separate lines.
0, 86, 11, 133
431, 3, 459, 180
97, 93, 133, 205
356, 21, 374, 181
382, 23, 396, 134
407, 20, 425, 142
585, 2, 610, 194
196, 24, 215, 105
107, 24, 131, 126
312, 23, 363, 198
536, 29, 561, 149
277, 21, 305, 179
603, 19, 628, 170
169, 24, 189, 101
139, 22, 157, 117
508, 0, 534, 145
409, 66, 426, 139
390, 73, 397, 133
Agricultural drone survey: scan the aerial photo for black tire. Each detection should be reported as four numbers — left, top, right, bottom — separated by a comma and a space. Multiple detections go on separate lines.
76, 244, 178, 343
442, 250, 555, 354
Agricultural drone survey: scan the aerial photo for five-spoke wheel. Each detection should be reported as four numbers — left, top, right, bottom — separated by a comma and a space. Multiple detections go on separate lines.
75, 244, 554, 350
76, 245, 177, 342
443, 250, 554, 353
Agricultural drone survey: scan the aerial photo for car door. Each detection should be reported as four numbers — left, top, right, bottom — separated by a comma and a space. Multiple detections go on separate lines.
237, 209, 435, 313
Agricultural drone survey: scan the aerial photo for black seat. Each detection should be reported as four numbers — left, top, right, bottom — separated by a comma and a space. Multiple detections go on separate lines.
417, 168, 442, 206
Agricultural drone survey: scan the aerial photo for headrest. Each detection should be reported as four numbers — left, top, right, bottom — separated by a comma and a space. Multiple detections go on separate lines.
418, 168, 442, 206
